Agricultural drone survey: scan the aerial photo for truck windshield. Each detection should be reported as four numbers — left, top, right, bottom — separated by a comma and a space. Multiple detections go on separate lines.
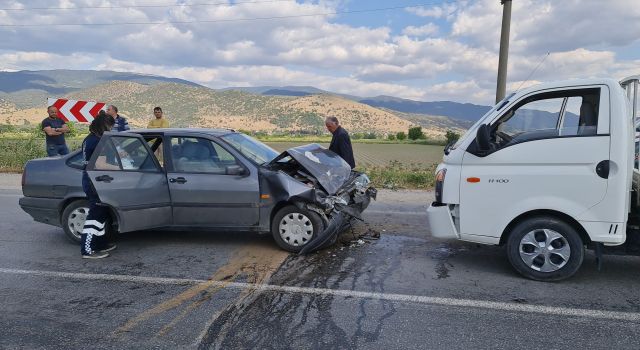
450, 92, 516, 151
220, 133, 279, 165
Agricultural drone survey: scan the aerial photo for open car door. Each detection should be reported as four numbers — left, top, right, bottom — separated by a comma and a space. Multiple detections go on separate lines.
86, 132, 172, 233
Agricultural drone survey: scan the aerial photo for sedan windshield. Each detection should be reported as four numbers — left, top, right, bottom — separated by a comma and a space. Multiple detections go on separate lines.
221, 133, 279, 164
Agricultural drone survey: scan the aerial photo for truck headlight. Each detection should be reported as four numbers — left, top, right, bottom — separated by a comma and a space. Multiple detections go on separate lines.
435, 169, 446, 203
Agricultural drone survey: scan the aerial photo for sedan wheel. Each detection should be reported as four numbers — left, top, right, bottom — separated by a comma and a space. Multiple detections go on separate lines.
279, 212, 314, 247
67, 207, 89, 241
61, 199, 90, 244
271, 205, 325, 253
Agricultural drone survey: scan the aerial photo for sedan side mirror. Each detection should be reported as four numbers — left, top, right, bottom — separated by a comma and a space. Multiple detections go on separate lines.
226, 164, 246, 176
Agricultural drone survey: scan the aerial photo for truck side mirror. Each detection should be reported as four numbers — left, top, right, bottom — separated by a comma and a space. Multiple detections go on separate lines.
476, 124, 492, 152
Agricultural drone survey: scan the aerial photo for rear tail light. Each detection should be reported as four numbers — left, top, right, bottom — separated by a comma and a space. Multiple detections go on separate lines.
435, 169, 446, 203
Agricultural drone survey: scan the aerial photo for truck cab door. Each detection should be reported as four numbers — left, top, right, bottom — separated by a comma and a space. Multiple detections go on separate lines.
86, 132, 172, 233
459, 86, 610, 243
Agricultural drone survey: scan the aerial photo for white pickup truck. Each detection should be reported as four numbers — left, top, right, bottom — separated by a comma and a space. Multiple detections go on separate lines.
427, 76, 640, 281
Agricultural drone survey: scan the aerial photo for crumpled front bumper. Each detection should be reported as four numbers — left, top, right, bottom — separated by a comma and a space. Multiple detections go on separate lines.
299, 186, 377, 254
426, 202, 459, 239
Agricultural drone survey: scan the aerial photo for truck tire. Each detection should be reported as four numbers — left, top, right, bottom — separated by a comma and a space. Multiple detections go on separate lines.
506, 216, 584, 282
271, 205, 325, 253
61, 199, 89, 244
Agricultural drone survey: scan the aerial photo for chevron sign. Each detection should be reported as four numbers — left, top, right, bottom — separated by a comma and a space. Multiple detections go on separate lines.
47, 98, 106, 123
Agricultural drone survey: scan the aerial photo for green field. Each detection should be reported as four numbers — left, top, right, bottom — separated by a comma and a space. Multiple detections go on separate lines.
266, 142, 443, 168
0, 137, 443, 189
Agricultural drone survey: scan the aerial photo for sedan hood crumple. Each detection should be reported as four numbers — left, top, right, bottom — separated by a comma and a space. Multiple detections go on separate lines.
269, 144, 351, 195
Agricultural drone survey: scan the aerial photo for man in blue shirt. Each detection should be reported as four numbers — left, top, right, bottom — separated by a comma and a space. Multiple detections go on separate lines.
106, 105, 130, 132
41, 106, 70, 157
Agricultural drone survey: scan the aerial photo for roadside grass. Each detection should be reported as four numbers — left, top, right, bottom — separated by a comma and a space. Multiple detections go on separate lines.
359, 161, 437, 190
0, 137, 440, 189
0, 137, 83, 172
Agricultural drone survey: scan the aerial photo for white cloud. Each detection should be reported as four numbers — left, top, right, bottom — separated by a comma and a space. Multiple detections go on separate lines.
402, 23, 439, 37
406, 3, 458, 19
0, 0, 639, 106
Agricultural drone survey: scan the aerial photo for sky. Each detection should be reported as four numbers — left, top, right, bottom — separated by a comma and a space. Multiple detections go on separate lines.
0, 0, 639, 105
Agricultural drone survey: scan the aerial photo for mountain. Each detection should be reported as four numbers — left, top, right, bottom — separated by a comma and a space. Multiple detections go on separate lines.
0, 70, 488, 137
2, 80, 414, 134
262, 89, 312, 97
360, 95, 491, 122
0, 70, 202, 109
225, 85, 361, 101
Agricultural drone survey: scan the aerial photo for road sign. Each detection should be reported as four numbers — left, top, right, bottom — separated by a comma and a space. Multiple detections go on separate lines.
47, 98, 106, 123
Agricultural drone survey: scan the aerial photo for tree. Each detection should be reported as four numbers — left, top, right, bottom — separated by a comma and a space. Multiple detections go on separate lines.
445, 130, 461, 144
396, 131, 406, 140
408, 126, 424, 140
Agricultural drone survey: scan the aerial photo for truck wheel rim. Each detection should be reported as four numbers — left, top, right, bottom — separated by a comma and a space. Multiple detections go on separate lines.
68, 207, 89, 239
279, 213, 313, 247
519, 229, 570, 273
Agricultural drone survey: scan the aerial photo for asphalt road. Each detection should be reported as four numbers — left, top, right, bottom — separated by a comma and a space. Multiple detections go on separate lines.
2, 180, 640, 349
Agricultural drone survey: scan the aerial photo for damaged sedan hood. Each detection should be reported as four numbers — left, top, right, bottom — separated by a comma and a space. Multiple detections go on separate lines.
269, 144, 352, 195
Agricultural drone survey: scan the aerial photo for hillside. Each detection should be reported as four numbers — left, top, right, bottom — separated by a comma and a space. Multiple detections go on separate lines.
0, 70, 202, 109
2, 81, 419, 134
359, 95, 491, 122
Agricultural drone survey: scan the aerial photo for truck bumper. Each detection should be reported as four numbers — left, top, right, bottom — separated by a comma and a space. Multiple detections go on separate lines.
19, 196, 62, 227
427, 202, 459, 239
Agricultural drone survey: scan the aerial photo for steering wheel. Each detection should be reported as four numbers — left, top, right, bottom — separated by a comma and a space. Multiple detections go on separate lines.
495, 130, 513, 143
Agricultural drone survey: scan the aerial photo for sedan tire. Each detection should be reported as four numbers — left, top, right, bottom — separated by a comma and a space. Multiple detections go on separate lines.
61, 199, 90, 244
271, 205, 325, 253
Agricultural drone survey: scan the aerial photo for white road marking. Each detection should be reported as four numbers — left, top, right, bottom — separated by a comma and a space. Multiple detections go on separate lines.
1, 267, 639, 322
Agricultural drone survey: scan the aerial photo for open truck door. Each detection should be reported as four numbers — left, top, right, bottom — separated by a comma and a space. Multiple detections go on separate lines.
86, 132, 172, 233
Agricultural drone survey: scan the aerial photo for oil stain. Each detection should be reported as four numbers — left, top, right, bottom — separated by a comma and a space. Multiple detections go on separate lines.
198, 234, 400, 350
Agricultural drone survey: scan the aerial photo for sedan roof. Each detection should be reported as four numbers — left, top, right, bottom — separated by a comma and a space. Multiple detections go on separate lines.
129, 127, 236, 137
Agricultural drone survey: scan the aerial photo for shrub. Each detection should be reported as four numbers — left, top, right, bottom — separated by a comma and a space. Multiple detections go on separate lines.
408, 126, 424, 140
445, 130, 461, 144
396, 131, 406, 140
364, 132, 377, 139
387, 134, 396, 141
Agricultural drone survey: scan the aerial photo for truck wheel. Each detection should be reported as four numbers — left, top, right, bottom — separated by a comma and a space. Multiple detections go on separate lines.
61, 199, 89, 244
271, 205, 325, 253
506, 217, 584, 282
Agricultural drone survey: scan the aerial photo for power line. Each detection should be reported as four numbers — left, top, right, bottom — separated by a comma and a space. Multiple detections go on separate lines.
0, 2, 444, 27
0, 0, 292, 11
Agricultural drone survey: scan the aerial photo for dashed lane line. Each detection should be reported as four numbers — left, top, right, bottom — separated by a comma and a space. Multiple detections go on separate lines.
1, 267, 640, 322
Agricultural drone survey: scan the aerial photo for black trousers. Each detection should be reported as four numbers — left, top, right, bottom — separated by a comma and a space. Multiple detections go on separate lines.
80, 174, 109, 255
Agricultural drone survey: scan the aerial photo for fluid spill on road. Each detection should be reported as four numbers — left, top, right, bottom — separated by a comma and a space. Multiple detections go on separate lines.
197, 226, 402, 350
113, 240, 289, 340
429, 244, 467, 279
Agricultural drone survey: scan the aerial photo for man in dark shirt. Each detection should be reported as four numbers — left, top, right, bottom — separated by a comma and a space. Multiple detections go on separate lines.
41, 106, 70, 157
326, 116, 355, 168
106, 105, 130, 132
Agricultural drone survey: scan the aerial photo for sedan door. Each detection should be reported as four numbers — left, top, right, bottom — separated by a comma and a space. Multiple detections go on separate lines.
86, 132, 172, 232
166, 135, 260, 228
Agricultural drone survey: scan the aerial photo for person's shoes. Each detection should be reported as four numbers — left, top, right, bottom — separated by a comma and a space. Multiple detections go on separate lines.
82, 251, 109, 259
98, 243, 117, 253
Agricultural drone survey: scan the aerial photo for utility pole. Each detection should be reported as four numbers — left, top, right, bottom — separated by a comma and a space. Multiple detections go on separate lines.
495, 0, 512, 103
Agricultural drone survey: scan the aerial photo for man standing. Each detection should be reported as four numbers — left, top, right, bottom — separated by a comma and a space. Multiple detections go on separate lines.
325, 116, 355, 169
106, 105, 130, 132
42, 106, 70, 157
148, 106, 170, 128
